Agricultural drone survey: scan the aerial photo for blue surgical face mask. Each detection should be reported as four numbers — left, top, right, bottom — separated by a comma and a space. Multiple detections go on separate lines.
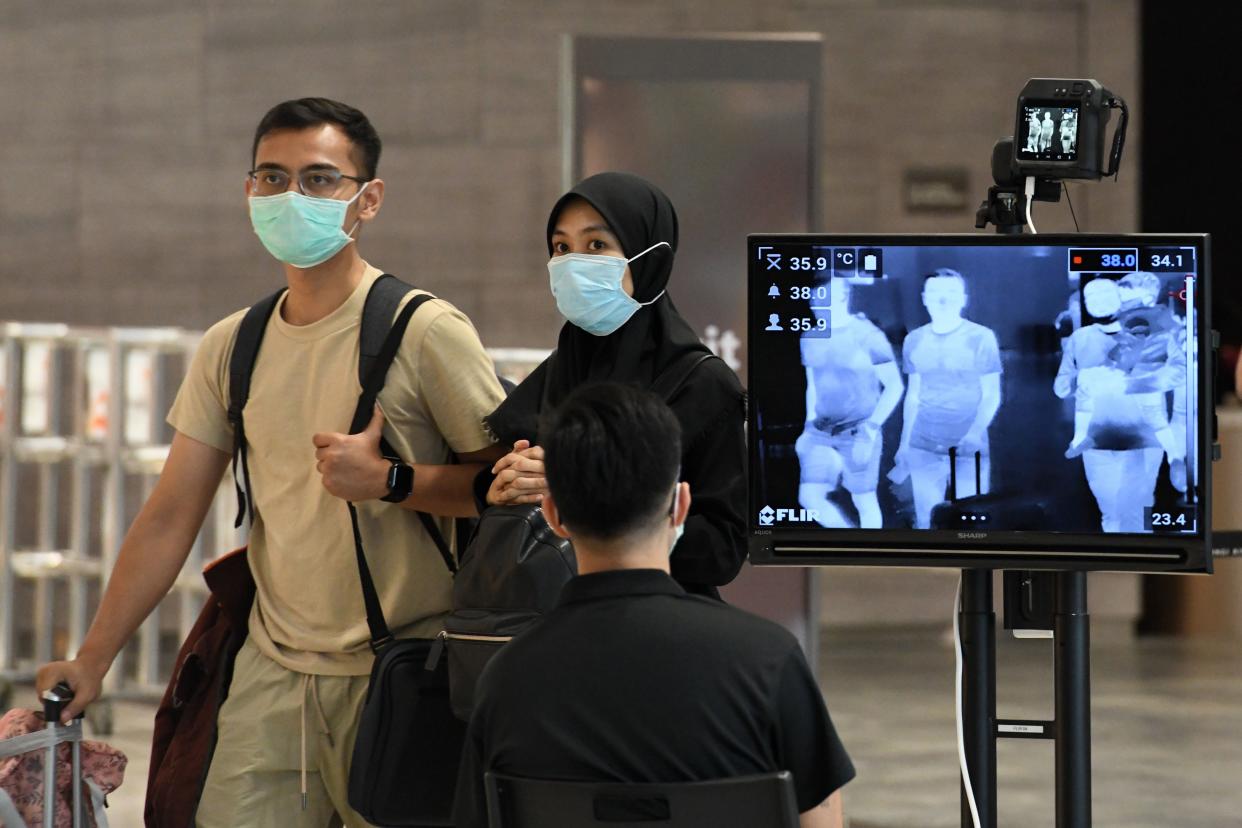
248, 183, 368, 269
547, 241, 670, 336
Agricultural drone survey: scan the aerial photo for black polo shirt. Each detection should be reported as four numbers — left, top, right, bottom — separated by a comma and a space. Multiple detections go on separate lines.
453, 568, 854, 827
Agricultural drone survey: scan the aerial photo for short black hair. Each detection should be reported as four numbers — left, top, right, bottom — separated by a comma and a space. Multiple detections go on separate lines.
251, 97, 382, 180
922, 267, 967, 291
540, 383, 682, 542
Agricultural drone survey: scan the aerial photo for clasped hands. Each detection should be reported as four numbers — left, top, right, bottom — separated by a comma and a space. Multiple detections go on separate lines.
487, 440, 547, 506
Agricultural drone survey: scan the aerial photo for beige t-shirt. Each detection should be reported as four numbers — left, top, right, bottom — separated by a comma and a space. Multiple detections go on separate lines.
168, 265, 504, 675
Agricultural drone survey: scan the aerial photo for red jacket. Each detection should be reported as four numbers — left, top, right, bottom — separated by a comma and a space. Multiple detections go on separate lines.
145, 548, 254, 827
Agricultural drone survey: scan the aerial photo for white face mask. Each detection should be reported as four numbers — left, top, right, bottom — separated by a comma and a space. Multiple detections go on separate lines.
668, 483, 685, 556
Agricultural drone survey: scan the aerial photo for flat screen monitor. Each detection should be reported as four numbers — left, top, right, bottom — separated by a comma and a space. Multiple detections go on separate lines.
748, 234, 1213, 572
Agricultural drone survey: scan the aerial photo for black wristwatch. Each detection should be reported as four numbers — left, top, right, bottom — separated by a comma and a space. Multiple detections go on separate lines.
381, 458, 414, 503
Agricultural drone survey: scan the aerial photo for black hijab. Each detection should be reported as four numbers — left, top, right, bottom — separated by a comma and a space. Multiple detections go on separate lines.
487, 172, 717, 444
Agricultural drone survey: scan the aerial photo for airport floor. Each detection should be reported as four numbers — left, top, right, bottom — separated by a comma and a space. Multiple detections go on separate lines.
14, 623, 1242, 828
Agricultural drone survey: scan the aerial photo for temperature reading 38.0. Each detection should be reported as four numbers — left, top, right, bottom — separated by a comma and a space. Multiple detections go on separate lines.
789, 285, 829, 301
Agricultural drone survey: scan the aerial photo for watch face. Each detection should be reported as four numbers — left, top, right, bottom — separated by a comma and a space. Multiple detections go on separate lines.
385, 462, 413, 501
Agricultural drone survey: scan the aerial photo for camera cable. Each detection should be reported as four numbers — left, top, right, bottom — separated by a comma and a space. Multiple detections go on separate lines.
954, 573, 984, 828
1024, 176, 1038, 234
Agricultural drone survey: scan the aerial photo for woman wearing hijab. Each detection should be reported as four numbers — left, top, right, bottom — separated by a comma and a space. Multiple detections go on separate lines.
484, 172, 747, 598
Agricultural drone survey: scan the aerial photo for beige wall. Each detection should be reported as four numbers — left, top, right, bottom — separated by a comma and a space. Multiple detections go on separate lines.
0, 0, 1145, 626
1, 0, 1139, 342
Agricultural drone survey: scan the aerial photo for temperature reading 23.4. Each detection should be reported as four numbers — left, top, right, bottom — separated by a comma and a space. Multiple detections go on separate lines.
1144, 505, 1197, 532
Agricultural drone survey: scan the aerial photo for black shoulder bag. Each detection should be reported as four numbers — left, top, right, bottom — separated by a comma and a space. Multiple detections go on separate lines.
343, 279, 465, 827
225, 275, 463, 826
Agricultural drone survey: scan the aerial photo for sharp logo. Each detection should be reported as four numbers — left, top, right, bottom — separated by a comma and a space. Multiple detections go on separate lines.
759, 506, 819, 525
958, 532, 988, 539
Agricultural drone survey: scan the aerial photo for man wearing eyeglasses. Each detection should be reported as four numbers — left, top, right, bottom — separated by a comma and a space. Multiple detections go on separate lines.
36, 98, 506, 826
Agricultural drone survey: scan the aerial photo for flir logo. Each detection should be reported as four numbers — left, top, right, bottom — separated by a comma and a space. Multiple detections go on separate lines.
759, 506, 819, 525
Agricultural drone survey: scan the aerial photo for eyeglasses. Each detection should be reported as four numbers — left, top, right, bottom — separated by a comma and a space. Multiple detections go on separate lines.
247, 167, 368, 199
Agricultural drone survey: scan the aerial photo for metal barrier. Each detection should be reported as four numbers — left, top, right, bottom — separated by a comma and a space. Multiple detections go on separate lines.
0, 320, 548, 719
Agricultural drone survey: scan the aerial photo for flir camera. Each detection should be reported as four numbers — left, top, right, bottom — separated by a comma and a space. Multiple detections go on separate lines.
1012, 78, 1127, 180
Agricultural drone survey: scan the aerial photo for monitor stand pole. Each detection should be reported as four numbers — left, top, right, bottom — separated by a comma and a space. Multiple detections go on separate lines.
1054, 571, 1091, 828
959, 568, 997, 828
959, 569, 1092, 828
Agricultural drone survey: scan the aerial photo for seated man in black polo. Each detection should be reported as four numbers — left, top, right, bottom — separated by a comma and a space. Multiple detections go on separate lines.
454, 382, 855, 828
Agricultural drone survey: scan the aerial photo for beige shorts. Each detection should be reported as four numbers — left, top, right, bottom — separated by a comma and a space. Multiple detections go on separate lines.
195, 638, 374, 828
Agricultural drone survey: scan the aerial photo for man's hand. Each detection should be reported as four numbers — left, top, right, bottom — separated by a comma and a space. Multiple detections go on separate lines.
35, 656, 107, 725
486, 440, 548, 505
851, 421, 879, 465
888, 446, 910, 484
313, 406, 391, 501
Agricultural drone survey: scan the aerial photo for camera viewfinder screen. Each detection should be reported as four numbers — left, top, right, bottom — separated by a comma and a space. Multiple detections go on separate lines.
1017, 103, 1079, 162
749, 237, 1205, 541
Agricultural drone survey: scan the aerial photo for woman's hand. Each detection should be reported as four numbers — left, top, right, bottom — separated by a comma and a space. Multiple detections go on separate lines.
486, 440, 548, 505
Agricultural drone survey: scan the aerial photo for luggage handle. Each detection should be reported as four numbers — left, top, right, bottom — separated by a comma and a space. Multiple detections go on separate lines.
33, 682, 83, 828
41, 681, 83, 724
947, 446, 983, 502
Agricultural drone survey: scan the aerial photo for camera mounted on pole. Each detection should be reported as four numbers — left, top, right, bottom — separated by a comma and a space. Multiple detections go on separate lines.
976, 78, 1129, 234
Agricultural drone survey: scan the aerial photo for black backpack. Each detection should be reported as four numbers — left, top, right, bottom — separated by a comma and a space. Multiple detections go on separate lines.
227, 274, 459, 574
427, 350, 719, 721
227, 274, 466, 826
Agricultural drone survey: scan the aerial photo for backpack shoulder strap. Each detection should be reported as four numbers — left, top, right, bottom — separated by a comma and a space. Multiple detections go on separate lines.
650, 352, 718, 403
349, 283, 437, 436
346, 281, 457, 650
358, 274, 416, 389
227, 288, 286, 528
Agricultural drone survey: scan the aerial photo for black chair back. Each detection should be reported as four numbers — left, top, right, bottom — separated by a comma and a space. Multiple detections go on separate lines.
483, 771, 799, 828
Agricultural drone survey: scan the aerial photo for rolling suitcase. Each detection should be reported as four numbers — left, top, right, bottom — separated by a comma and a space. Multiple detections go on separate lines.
0, 683, 124, 828
930, 447, 1049, 530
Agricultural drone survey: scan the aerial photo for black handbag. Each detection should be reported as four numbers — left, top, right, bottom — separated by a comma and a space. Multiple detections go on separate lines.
341, 283, 466, 826
427, 351, 719, 722
427, 503, 576, 720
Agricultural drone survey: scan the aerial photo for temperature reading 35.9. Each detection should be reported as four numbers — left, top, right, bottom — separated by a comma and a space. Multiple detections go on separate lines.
788, 317, 828, 333
788, 256, 829, 271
